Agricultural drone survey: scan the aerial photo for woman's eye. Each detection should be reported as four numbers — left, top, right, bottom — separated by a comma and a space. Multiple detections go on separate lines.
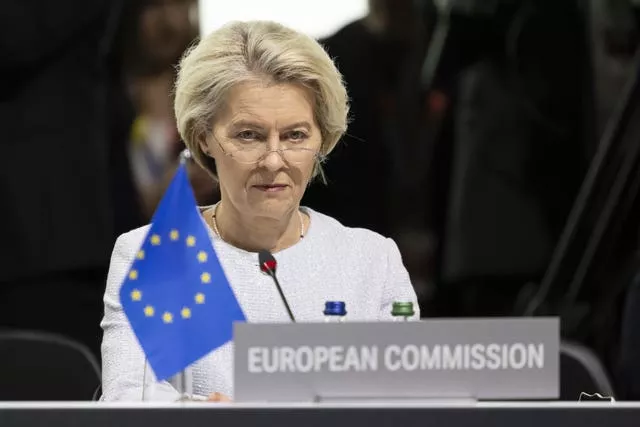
236, 130, 260, 141
288, 131, 308, 142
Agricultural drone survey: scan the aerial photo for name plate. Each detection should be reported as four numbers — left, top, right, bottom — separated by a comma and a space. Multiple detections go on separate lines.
234, 318, 559, 402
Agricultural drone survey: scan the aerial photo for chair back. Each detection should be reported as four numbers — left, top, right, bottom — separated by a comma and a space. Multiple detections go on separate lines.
0, 330, 100, 401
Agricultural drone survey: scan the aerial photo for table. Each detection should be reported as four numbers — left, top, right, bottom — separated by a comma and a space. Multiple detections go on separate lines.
0, 402, 637, 427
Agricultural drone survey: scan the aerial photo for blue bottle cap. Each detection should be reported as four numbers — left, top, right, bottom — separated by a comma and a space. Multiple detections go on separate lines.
323, 301, 346, 316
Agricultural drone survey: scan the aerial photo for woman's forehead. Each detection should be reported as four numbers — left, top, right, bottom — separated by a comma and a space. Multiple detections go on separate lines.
217, 81, 317, 127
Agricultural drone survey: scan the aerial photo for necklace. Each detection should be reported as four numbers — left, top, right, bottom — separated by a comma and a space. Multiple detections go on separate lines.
210, 203, 305, 242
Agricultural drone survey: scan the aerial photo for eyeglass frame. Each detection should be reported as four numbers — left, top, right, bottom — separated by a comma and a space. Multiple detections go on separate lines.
208, 134, 329, 185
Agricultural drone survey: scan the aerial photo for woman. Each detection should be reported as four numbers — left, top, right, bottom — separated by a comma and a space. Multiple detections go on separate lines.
101, 20, 419, 402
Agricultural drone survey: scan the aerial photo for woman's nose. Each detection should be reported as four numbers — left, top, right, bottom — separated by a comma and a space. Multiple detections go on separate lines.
259, 135, 286, 170
260, 149, 286, 171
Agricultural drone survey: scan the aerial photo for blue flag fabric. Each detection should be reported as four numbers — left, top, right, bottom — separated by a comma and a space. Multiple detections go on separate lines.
119, 163, 246, 381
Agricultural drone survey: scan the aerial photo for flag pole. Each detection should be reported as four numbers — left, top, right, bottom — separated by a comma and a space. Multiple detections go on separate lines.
178, 148, 192, 401
179, 370, 187, 398
142, 359, 149, 401
175, 368, 193, 401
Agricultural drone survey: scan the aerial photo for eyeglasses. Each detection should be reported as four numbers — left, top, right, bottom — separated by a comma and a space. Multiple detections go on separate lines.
225, 146, 321, 165
214, 137, 323, 166
209, 135, 328, 184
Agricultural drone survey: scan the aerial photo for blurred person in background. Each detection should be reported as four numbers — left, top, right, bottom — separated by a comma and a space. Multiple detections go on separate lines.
432, 0, 590, 316
592, 0, 640, 400
0, 0, 134, 359
590, 0, 640, 141
304, 0, 440, 303
117, 0, 217, 219
304, 0, 429, 236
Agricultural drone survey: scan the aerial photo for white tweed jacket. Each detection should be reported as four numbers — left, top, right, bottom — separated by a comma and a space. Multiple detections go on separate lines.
100, 208, 419, 401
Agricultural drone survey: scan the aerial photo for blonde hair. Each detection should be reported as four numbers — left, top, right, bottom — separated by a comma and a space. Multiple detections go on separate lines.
174, 20, 349, 180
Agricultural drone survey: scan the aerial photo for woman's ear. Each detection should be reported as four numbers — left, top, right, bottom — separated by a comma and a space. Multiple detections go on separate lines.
198, 132, 212, 158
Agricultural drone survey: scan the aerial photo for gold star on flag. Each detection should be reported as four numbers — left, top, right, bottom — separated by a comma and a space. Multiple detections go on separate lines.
197, 251, 208, 263
186, 235, 196, 247
144, 305, 155, 317
181, 307, 192, 319
136, 250, 145, 260
131, 289, 142, 301
201, 272, 211, 284
162, 312, 173, 324
151, 234, 161, 245
195, 293, 205, 304
170, 229, 179, 241
129, 270, 138, 280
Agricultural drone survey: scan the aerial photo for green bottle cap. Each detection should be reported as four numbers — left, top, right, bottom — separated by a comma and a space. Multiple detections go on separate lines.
391, 301, 415, 317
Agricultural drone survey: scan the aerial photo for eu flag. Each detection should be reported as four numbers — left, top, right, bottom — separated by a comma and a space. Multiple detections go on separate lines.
119, 162, 246, 381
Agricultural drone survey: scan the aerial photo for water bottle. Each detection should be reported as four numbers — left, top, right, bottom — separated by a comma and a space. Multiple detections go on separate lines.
323, 301, 346, 322
391, 301, 415, 321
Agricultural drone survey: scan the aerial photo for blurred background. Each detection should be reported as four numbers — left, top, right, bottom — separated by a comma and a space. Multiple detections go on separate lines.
1, 0, 640, 401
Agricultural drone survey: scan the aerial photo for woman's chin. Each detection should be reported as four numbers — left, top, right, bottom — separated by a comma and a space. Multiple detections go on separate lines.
247, 197, 297, 216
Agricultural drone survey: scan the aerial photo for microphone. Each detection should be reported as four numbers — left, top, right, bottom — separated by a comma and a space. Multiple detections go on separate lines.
258, 250, 296, 322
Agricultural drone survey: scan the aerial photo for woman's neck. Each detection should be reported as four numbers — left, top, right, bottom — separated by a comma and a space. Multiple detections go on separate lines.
211, 201, 305, 253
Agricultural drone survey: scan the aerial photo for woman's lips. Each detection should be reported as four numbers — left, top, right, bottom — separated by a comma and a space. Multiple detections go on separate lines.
253, 184, 288, 192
